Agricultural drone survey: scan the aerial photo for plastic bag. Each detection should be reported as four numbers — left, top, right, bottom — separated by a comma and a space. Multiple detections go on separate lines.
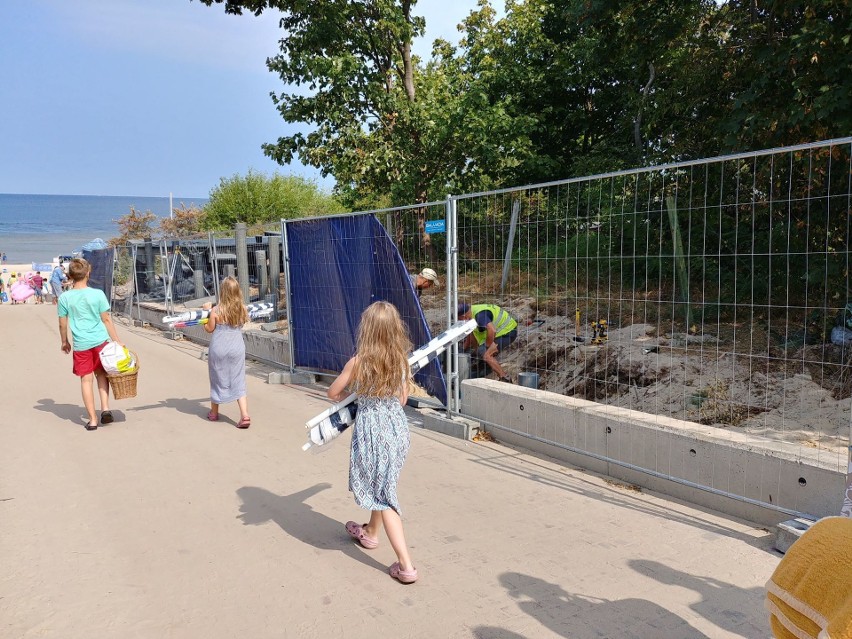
99, 342, 136, 374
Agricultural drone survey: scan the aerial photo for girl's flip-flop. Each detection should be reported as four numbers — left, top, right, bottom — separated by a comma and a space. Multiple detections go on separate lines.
345, 521, 379, 549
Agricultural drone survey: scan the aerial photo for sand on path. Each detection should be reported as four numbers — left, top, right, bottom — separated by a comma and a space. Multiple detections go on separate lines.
1, 303, 780, 638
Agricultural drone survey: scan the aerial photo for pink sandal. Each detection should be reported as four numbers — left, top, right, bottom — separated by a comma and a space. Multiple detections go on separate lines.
389, 562, 418, 584
345, 521, 378, 549
206, 411, 219, 422
237, 416, 251, 429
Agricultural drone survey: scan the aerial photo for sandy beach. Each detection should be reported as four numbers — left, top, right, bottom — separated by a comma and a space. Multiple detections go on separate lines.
0, 299, 784, 638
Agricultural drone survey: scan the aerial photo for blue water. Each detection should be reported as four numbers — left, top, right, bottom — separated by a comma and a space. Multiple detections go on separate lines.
0, 193, 208, 263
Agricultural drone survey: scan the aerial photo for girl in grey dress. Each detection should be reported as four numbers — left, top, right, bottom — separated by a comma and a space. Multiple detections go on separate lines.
327, 301, 418, 584
203, 277, 250, 428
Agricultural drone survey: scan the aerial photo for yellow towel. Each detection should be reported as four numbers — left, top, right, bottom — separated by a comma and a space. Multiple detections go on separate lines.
766, 516, 852, 639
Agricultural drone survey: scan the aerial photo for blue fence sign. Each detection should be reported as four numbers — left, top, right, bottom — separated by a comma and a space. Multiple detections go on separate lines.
425, 219, 446, 234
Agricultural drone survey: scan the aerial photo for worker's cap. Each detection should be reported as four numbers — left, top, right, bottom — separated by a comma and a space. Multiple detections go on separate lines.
457, 302, 471, 317
419, 268, 439, 285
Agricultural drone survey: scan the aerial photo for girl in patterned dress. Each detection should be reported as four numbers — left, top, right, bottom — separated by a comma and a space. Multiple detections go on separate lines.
327, 301, 418, 584
203, 277, 250, 428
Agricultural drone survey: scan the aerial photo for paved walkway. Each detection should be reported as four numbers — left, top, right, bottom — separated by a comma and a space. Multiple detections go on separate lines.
1, 303, 780, 638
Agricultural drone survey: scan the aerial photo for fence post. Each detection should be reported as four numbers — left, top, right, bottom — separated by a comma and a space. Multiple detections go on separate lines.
208, 231, 220, 302
193, 270, 204, 300
256, 249, 268, 298
665, 196, 693, 329
235, 222, 249, 302
268, 234, 281, 321
143, 236, 155, 293
448, 196, 461, 414
281, 219, 296, 373
500, 199, 521, 294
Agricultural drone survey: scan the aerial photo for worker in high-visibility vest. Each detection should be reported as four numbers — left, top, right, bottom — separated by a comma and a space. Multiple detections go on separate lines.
458, 303, 518, 383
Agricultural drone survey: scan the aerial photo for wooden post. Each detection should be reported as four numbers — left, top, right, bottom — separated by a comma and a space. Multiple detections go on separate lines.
665, 196, 693, 328
500, 199, 521, 294
235, 222, 249, 302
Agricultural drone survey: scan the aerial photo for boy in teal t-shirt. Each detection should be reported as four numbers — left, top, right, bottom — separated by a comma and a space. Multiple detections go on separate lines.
58, 258, 123, 431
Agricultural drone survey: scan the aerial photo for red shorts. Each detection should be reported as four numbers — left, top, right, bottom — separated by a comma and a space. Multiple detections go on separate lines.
73, 342, 108, 377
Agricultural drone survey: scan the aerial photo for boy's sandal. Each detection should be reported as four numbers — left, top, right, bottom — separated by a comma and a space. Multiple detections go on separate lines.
84, 421, 98, 431
236, 416, 251, 429
100, 411, 114, 425
345, 521, 379, 549
389, 562, 418, 584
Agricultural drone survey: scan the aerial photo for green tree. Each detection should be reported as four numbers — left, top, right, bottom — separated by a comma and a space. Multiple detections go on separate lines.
709, 0, 851, 151
202, 170, 342, 230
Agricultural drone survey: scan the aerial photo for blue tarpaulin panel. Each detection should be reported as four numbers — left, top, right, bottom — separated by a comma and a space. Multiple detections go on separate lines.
286, 214, 446, 404
82, 247, 115, 300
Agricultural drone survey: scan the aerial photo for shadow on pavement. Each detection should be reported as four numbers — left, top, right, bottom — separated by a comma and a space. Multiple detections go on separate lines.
126, 397, 209, 419
629, 559, 764, 638
236, 483, 388, 575
474, 572, 710, 639
33, 398, 125, 427
462, 444, 774, 551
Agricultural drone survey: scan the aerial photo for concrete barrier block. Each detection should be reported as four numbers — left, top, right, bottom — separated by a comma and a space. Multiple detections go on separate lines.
776, 461, 843, 518
775, 518, 814, 554
696, 440, 715, 487
718, 443, 748, 492
460, 385, 489, 420
267, 371, 314, 385
538, 397, 561, 444
579, 411, 607, 457
456, 377, 844, 523
421, 412, 479, 440
490, 392, 530, 436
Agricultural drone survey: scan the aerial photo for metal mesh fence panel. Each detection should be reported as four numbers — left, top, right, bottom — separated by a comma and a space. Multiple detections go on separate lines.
453, 139, 852, 481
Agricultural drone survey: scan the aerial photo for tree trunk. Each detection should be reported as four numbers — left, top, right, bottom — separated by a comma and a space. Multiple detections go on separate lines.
401, 0, 416, 102
634, 62, 655, 156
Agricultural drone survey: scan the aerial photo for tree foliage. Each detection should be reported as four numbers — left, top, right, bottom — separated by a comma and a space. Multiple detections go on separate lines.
110, 207, 158, 246
159, 204, 205, 238
194, 0, 850, 203
202, 170, 343, 230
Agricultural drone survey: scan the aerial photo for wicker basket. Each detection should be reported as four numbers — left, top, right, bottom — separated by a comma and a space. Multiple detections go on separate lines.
108, 351, 139, 400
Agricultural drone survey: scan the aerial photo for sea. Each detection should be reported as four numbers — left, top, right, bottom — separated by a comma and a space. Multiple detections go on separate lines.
0, 193, 208, 264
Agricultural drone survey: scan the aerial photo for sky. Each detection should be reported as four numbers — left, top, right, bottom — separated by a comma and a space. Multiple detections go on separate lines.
0, 0, 497, 199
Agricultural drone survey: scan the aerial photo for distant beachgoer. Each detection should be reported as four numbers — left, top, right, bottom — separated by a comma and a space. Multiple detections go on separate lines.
8, 273, 17, 304
0, 277, 5, 303
203, 276, 250, 428
31, 272, 45, 304
1, 253, 6, 264
58, 258, 123, 431
50, 263, 67, 305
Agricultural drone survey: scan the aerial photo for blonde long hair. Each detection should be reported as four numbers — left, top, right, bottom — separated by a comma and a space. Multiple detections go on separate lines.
351, 301, 411, 398
216, 277, 248, 327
